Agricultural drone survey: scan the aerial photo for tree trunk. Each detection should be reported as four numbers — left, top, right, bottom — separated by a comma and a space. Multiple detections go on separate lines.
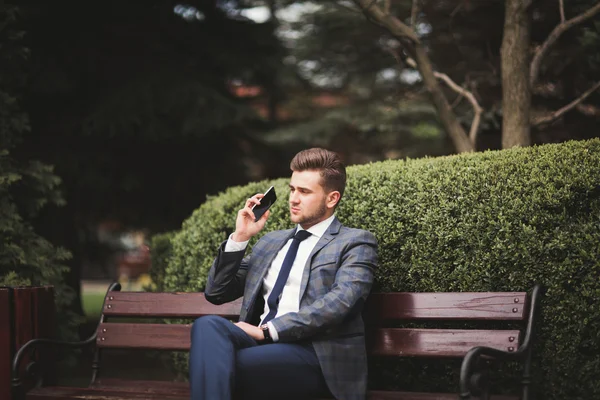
501, 0, 532, 148
412, 44, 475, 153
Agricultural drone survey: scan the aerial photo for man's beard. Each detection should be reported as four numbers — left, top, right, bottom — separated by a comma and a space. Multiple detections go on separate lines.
294, 201, 328, 227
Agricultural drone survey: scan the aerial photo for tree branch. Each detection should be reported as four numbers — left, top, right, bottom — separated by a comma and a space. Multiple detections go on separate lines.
403, 57, 483, 143
358, 0, 473, 152
411, 0, 419, 29
450, 2, 463, 18
530, 2, 600, 86
559, 0, 565, 23
532, 80, 600, 126
386, 46, 404, 67
333, 1, 362, 14
352, 0, 421, 43
576, 103, 600, 117
450, 91, 464, 109
434, 70, 483, 143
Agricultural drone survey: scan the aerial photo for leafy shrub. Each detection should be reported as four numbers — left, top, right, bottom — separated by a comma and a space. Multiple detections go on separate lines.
0, 5, 78, 343
149, 231, 176, 292
152, 139, 600, 399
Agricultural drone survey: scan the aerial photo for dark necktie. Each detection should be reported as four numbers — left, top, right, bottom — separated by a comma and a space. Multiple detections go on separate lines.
261, 229, 312, 325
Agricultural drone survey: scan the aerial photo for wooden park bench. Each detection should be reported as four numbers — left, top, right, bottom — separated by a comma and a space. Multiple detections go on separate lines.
12, 282, 542, 400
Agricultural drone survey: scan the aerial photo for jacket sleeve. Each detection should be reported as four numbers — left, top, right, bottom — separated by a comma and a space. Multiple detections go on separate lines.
269, 230, 377, 341
204, 241, 250, 305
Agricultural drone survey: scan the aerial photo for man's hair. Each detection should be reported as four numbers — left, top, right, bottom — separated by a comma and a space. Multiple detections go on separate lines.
290, 148, 346, 199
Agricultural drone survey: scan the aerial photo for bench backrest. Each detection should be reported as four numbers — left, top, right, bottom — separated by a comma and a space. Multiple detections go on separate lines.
96, 289, 530, 358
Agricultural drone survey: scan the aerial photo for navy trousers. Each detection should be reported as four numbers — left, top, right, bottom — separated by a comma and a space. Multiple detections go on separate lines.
189, 315, 328, 400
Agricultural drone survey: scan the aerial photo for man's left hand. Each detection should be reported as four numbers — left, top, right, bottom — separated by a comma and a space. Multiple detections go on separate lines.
234, 321, 264, 341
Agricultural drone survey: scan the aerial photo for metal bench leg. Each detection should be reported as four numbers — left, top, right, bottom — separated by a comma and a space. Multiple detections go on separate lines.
521, 348, 533, 400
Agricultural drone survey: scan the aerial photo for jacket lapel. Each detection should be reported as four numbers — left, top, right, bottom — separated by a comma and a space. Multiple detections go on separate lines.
298, 217, 342, 303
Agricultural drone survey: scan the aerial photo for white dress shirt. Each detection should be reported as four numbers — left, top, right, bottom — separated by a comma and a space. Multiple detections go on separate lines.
224, 214, 336, 341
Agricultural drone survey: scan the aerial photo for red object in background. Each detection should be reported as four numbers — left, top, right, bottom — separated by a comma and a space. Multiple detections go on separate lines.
117, 244, 151, 280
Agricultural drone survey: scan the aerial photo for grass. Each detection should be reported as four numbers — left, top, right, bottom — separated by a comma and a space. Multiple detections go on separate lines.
81, 276, 151, 322
82, 291, 106, 321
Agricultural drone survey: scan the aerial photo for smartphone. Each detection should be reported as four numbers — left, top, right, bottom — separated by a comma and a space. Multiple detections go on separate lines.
252, 186, 277, 222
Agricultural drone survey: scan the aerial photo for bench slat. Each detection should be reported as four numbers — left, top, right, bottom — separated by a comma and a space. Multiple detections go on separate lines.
365, 292, 527, 321
97, 323, 192, 350
26, 386, 517, 400
26, 386, 187, 400
102, 291, 527, 321
92, 379, 188, 394
363, 392, 517, 400
102, 292, 243, 319
97, 323, 520, 357
370, 328, 520, 357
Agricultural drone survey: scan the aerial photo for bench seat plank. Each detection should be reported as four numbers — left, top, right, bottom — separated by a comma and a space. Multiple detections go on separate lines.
363, 393, 517, 400
91, 379, 519, 400
103, 293, 243, 319
92, 379, 188, 394
26, 386, 188, 400
97, 323, 520, 357
97, 323, 192, 350
371, 328, 520, 357
366, 292, 527, 321
363, 393, 516, 400
26, 386, 518, 400
102, 292, 527, 321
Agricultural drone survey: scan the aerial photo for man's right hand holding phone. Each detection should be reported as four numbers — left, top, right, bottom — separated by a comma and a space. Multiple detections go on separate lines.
232, 194, 270, 242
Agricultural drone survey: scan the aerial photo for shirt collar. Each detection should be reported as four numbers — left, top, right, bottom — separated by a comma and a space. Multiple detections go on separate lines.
296, 214, 335, 239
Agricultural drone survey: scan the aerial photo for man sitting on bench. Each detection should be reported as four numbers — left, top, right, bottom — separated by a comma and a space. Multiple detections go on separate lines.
189, 148, 378, 400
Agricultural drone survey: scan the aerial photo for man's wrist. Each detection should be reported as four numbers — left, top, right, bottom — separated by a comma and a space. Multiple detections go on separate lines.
232, 231, 251, 243
260, 324, 273, 343
225, 233, 249, 253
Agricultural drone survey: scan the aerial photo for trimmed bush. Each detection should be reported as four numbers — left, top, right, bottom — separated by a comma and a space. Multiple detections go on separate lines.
149, 231, 177, 292
152, 139, 600, 399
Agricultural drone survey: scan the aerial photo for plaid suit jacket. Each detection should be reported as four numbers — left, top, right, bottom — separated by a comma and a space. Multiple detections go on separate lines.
206, 217, 378, 400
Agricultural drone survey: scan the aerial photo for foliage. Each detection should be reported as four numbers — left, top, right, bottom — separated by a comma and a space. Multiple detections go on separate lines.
152, 139, 600, 399
260, 99, 452, 162
579, 20, 600, 72
149, 231, 177, 292
0, 4, 78, 340
13, 0, 289, 253
5, 0, 291, 310
280, 0, 600, 149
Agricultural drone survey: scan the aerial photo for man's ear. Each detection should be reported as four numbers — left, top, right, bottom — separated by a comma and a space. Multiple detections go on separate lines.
326, 191, 341, 209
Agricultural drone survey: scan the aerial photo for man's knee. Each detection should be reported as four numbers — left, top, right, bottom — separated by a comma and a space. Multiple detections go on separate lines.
191, 315, 227, 340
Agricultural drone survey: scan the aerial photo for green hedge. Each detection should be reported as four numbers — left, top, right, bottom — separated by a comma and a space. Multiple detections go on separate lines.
152, 139, 600, 399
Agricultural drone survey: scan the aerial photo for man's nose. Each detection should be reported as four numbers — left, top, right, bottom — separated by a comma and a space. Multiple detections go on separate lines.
290, 192, 300, 203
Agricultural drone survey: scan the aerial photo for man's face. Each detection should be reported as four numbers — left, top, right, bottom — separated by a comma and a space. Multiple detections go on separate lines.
289, 170, 334, 229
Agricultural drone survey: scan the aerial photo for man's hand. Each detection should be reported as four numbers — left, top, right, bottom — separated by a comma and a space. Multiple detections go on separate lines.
232, 194, 270, 242
234, 321, 264, 341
